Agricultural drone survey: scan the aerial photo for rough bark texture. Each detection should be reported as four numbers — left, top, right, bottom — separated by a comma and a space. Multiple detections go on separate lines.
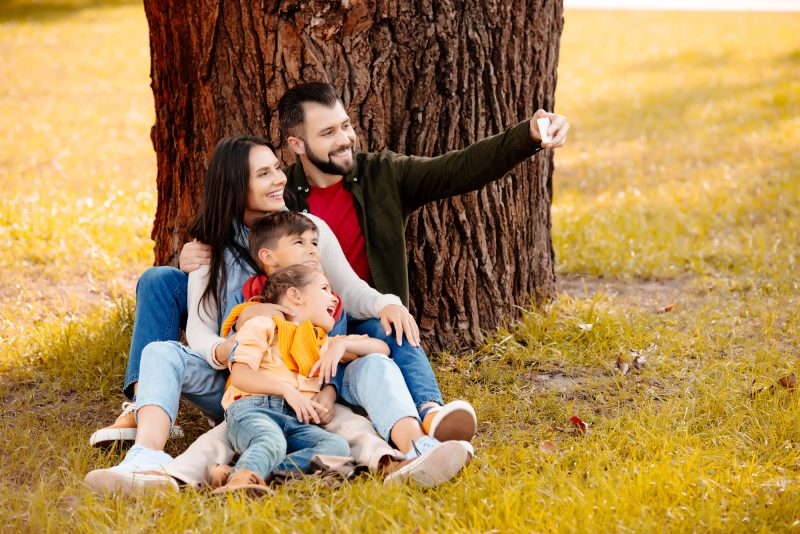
145, 0, 563, 351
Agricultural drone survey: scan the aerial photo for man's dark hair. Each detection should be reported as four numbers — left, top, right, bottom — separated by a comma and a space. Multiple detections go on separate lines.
262, 264, 321, 304
278, 82, 341, 139
248, 211, 318, 266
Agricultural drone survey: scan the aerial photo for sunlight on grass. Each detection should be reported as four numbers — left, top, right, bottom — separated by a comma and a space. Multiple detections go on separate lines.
0, 0, 155, 347
553, 11, 799, 282
1, 4, 799, 532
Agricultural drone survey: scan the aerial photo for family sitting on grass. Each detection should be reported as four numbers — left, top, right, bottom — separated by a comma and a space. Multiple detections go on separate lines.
84, 82, 569, 494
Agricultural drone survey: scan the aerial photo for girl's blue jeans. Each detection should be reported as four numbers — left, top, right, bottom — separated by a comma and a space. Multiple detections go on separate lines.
226, 395, 350, 478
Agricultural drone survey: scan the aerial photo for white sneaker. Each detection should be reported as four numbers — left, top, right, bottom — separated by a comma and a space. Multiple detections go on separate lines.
89, 401, 184, 447
384, 439, 473, 488
421, 400, 477, 442
85, 445, 177, 495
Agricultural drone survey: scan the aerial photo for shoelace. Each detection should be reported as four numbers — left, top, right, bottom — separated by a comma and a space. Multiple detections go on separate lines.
119, 401, 136, 417
121, 446, 144, 465
409, 437, 439, 459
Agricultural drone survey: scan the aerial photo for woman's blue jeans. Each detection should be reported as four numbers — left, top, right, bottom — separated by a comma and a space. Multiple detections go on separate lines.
123, 266, 188, 399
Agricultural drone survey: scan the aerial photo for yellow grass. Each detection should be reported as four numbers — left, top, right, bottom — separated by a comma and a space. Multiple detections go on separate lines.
1, 2, 799, 532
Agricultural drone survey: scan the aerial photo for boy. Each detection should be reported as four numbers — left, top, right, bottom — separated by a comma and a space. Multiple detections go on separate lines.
232, 211, 477, 440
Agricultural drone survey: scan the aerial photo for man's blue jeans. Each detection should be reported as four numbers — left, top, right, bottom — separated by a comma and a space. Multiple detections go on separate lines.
123, 266, 188, 399
347, 317, 444, 411
226, 395, 350, 478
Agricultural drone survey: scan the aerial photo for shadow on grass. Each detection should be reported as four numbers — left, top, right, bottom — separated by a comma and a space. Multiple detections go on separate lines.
0, 0, 140, 23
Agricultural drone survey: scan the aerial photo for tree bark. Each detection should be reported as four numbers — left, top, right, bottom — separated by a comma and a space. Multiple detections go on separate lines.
145, 0, 563, 351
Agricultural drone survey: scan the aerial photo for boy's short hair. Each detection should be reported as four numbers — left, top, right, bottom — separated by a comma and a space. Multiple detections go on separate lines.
262, 264, 321, 304
248, 211, 318, 265
278, 82, 341, 139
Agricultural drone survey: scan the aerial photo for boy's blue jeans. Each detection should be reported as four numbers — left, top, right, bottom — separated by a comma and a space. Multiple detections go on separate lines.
123, 266, 188, 400
347, 317, 444, 410
226, 395, 350, 479
337, 354, 419, 440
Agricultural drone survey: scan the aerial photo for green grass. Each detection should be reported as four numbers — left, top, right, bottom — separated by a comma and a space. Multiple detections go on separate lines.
1, 3, 799, 533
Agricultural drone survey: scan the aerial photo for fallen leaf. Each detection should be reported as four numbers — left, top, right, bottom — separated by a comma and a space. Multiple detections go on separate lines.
540, 440, 557, 453
570, 415, 589, 434
656, 303, 677, 313
632, 353, 647, 370
778, 373, 797, 390
616, 357, 630, 376
749, 378, 761, 398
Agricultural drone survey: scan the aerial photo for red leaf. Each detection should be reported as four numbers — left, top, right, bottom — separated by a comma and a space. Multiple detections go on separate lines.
540, 440, 557, 453
570, 415, 588, 434
778, 373, 797, 390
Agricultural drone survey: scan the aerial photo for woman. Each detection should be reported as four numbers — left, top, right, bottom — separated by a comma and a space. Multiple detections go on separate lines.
85, 136, 417, 492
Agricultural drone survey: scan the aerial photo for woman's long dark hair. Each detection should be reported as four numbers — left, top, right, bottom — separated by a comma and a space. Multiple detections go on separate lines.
187, 135, 272, 319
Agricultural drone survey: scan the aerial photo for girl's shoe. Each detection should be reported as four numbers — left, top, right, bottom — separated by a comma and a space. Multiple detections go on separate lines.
421, 400, 477, 442
204, 463, 233, 489
212, 469, 274, 496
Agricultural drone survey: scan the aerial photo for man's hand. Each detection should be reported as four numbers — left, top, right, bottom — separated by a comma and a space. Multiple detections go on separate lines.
282, 385, 327, 425
310, 341, 348, 386
379, 304, 421, 347
311, 385, 337, 425
529, 110, 569, 149
179, 239, 212, 274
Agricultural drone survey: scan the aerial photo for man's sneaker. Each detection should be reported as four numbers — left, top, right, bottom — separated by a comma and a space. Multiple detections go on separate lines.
89, 401, 184, 447
212, 469, 274, 497
421, 400, 477, 442
85, 445, 177, 495
384, 438, 473, 488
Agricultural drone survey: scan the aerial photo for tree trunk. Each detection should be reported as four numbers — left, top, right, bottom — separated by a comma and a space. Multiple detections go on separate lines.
145, 0, 562, 351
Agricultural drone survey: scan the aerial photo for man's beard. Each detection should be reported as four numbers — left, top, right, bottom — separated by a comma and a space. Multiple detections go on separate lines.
304, 141, 357, 176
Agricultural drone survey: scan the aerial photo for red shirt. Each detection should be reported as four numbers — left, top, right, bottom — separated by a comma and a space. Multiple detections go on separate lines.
306, 180, 373, 285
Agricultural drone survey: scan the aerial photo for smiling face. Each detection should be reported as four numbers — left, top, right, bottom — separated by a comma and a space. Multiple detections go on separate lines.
288, 271, 339, 332
259, 228, 321, 275
243, 145, 287, 227
291, 101, 357, 176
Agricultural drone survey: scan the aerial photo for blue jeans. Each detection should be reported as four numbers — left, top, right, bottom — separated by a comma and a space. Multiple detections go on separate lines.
135, 341, 228, 426
347, 317, 443, 411
226, 395, 350, 478
123, 267, 188, 399
338, 354, 419, 440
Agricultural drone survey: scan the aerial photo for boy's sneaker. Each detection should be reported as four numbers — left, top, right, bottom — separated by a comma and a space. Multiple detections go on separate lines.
89, 401, 184, 447
384, 437, 473, 488
421, 400, 477, 442
85, 445, 177, 495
